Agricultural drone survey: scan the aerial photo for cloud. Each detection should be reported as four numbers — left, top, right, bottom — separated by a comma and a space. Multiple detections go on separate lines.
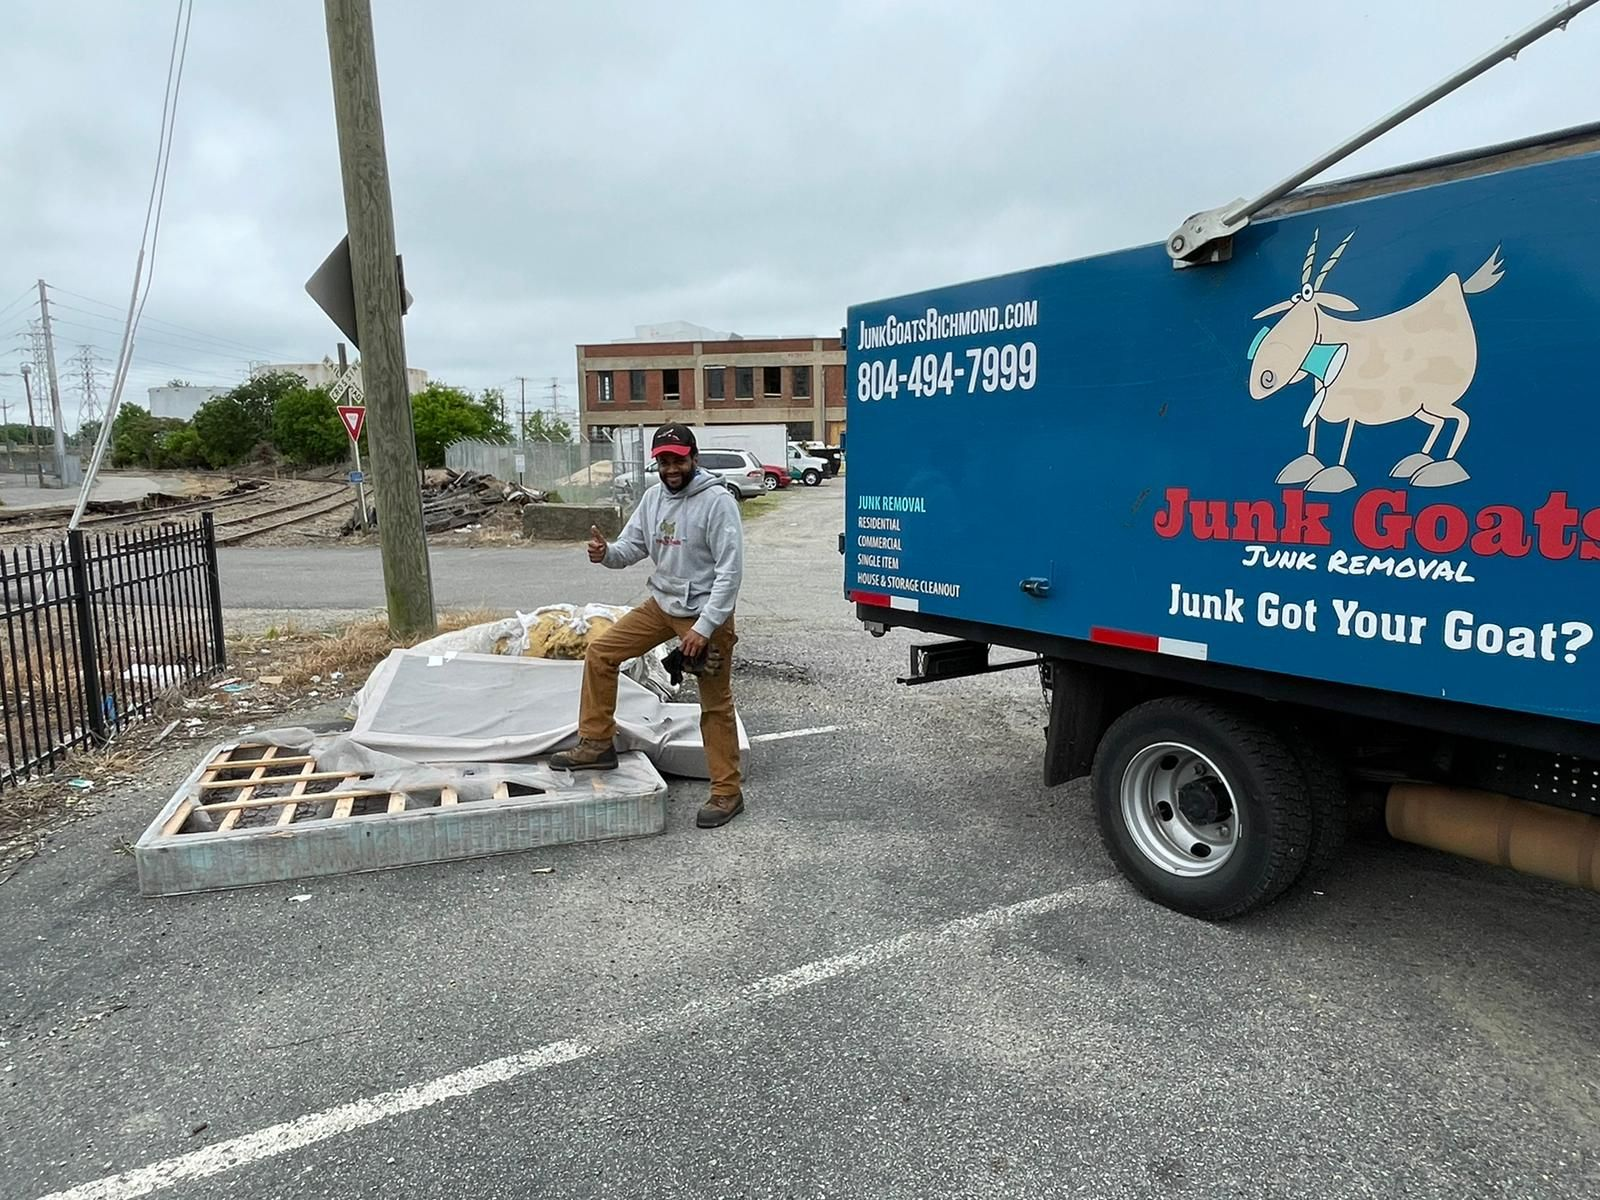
1, 0, 1595, 426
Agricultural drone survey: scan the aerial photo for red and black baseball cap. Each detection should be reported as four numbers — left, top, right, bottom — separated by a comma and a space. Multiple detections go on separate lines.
651, 422, 698, 458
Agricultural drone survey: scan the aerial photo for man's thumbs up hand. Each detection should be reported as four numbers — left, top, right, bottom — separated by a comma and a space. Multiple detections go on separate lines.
587, 525, 607, 564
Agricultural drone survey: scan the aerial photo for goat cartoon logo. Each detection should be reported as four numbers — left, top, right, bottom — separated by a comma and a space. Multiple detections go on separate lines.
1246, 229, 1504, 494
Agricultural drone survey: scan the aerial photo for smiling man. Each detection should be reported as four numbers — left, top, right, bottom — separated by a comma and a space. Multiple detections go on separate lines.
551, 423, 747, 827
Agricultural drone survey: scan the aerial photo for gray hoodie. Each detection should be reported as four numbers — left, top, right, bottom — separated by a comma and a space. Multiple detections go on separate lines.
602, 468, 744, 637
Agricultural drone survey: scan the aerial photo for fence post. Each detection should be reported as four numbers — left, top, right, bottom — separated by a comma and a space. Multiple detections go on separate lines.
66, 529, 108, 745
201, 513, 228, 669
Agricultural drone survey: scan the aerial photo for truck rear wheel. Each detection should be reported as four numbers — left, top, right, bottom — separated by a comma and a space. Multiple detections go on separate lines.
1091, 698, 1312, 920
1289, 735, 1350, 885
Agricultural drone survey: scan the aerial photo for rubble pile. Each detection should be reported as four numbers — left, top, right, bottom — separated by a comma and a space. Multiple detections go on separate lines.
346, 468, 547, 535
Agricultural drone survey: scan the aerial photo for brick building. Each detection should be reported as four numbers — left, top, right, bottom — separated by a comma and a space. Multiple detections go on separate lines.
575, 325, 846, 445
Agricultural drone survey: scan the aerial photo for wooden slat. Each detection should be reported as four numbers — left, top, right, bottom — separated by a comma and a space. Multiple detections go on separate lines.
441, 787, 459, 806
200, 768, 371, 790
276, 759, 319, 827
162, 745, 231, 836
493, 781, 509, 801
221, 747, 279, 829
387, 793, 405, 813
198, 753, 314, 771
332, 795, 356, 819
198, 785, 394, 815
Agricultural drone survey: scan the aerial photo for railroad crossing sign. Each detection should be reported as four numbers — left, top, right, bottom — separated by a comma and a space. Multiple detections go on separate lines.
337, 405, 366, 442
326, 360, 364, 405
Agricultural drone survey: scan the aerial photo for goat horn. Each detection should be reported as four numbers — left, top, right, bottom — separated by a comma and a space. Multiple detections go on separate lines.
1315, 230, 1356, 290
1302, 229, 1319, 287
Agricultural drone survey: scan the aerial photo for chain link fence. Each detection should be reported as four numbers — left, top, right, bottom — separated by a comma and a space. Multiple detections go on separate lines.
445, 438, 649, 517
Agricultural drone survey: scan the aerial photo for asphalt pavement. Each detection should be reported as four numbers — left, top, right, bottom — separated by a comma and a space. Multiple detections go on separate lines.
6, 482, 1599, 1199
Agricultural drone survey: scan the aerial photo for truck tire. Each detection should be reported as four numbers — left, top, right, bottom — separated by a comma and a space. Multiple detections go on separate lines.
1091, 698, 1313, 920
802, 469, 822, 487
1288, 735, 1350, 886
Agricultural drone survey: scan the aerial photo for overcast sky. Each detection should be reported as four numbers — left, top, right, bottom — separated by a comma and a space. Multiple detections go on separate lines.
1, 0, 1596, 428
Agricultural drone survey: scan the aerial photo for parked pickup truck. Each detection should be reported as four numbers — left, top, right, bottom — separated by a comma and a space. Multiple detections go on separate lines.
843, 97, 1600, 919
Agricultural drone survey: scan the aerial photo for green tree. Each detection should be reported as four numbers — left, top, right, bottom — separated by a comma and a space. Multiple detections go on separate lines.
272, 384, 350, 465
409, 383, 511, 467
224, 370, 304, 439
110, 404, 159, 467
521, 409, 573, 443
155, 424, 206, 469
191, 395, 260, 468
75, 419, 102, 449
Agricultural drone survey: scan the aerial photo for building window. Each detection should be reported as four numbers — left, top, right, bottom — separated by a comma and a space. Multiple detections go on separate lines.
763, 366, 781, 397
663, 368, 680, 404
597, 372, 613, 404
628, 370, 647, 405
735, 367, 753, 399
705, 366, 725, 400
792, 365, 811, 398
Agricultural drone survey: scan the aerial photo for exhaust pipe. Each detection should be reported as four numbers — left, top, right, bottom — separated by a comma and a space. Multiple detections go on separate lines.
1386, 784, 1600, 892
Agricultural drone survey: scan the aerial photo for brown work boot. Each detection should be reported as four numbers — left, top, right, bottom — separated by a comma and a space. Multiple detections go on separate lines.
550, 738, 618, 771
696, 792, 744, 828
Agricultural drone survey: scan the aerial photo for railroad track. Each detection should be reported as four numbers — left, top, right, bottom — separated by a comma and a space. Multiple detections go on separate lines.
0, 481, 277, 537
0, 480, 355, 545
213, 488, 354, 545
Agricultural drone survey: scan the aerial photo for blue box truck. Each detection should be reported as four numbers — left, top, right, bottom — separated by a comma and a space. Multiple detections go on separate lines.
844, 114, 1600, 919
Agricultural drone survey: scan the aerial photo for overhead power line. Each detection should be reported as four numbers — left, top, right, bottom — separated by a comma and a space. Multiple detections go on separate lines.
46, 284, 293, 361
72, 0, 194, 530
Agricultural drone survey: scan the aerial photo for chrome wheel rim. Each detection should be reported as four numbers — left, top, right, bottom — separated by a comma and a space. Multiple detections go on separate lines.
1120, 742, 1240, 877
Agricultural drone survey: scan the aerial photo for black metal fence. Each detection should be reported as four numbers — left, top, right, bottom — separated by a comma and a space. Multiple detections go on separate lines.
1, 513, 226, 788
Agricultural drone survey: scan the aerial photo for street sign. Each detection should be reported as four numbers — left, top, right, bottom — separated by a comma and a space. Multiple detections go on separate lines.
514, 453, 526, 474
347, 470, 365, 484
305, 236, 413, 351
337, 405, 366, 442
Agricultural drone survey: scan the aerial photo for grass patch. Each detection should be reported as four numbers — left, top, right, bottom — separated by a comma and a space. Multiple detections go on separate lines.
739, 494, 781, 521
275, 607, 505, 686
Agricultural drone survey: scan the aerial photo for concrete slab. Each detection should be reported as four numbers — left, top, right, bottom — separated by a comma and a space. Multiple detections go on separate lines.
132, 741, 667, 897
0, 471, 196, 513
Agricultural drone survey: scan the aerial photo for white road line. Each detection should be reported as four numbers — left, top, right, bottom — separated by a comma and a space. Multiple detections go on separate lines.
748, 725, 843, 744
35, 879, 1117, 1200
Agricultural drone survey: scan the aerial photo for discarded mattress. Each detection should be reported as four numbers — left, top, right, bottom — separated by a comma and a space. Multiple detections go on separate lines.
133, 740, 668, 897
344, 649, 747, 780
404, 604, 678, 700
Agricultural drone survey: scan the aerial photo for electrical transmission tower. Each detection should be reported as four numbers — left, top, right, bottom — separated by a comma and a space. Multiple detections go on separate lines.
28, 321, 50, 397
74, 345, 104, 433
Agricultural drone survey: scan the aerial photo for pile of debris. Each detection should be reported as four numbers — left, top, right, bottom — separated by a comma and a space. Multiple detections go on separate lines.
422, 469, 547, 533
345, 468, 547, 535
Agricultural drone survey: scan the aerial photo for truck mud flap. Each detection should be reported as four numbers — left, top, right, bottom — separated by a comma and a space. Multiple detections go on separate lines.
1043, 659, 1109, 787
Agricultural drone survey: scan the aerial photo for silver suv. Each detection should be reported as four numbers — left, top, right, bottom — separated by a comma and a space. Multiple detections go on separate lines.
648, 447, 766, 500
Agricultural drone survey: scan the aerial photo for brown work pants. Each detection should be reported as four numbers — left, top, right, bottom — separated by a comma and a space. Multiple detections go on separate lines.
578, 598, 741, 797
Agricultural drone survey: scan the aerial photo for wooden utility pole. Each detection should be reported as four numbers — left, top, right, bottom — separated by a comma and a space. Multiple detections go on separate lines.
20, 365, 44, 487
323, 0, 435, 637
36, 281, 67, 482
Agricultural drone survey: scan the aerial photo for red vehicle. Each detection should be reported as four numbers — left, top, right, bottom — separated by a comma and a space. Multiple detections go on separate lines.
761, 463, 791, 492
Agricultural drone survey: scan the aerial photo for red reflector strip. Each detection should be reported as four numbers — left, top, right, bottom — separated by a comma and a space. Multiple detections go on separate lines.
850, 590, 891, 608
1089, 628, 1210, 661
1090, 627, 1159, 652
